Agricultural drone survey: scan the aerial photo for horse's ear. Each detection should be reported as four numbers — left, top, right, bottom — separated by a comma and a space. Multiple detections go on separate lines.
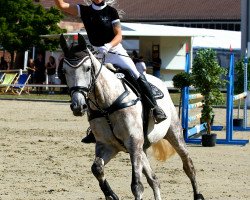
60, 34, 69, 55
78, 33, 87, 50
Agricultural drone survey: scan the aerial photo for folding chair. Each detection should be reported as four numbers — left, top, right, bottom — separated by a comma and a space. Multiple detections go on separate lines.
12, 74, 31, 95
0, 73, 17, 93
0, 72, 5, 83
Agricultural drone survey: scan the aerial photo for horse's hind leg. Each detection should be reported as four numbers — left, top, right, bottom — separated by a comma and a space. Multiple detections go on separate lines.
165, 123, 204, 200
142, 151, 162, 200
91, 144, 119, 200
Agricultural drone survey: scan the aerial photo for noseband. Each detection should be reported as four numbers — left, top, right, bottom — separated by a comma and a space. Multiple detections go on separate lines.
64, 52, 104, 98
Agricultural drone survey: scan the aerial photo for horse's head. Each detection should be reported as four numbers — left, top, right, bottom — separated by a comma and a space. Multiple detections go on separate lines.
60, 33, 93, 116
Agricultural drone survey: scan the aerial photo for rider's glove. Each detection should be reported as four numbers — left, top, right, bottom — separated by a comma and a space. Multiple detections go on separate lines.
98, 43, 112, 55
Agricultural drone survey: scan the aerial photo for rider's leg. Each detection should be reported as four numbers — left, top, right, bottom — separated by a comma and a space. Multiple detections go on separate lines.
105, 45, 167, 124
137, 74, 167, 124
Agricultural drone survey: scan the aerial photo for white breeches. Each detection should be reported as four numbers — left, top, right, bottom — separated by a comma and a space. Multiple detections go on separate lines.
96, 44, 141, 79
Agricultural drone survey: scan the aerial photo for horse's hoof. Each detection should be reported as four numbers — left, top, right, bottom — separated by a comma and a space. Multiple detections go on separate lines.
106, 195, 119, 200
194, 193, 205, 200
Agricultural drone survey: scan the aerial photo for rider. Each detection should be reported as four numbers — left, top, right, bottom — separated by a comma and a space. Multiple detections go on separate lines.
54, 0, 167, 143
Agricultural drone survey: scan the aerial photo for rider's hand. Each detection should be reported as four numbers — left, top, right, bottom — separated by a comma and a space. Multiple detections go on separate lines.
98, 43, 112, 55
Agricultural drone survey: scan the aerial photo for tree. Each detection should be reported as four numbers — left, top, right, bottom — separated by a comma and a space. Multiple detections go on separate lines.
234, 57, 250, 94
192, 49, 227, 134
0, 0, 65, 67
172, 72, 192, 118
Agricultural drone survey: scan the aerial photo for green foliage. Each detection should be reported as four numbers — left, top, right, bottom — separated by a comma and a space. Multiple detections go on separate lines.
192, 49, 227, 134
172, 72, 192, 90
234, 57, 250, 94
0, 0, 65, 56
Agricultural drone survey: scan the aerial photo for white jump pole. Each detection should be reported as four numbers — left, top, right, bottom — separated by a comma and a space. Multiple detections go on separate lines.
243, 49, 248, 129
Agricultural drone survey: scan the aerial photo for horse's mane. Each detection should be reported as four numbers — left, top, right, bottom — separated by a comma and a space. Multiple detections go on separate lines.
87, 49, 120, 81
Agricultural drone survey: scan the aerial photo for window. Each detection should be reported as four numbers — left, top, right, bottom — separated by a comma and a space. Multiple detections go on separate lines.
235, 24, 240, 31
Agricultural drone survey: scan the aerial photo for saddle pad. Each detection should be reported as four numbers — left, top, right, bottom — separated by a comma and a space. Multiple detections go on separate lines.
110, 66, 164, 100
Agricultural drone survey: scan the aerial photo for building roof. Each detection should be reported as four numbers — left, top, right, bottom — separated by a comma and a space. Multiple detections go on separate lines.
118, 0, 240, 21
122, 23, 201, 37
193, 30, 241, 50
42, 22, 202, 38
41, 22, 241, 50
122, 23, 241, 50
39, 0, 241, 22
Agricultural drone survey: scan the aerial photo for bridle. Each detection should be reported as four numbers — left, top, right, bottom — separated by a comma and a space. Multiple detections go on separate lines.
65, 51, 104, 99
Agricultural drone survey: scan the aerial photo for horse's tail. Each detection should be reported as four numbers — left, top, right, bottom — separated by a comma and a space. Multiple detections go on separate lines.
151, 139, 176, 161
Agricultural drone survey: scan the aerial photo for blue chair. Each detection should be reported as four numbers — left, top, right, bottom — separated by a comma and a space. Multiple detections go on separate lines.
12, 74, 31, 95
0, 72, 5, 83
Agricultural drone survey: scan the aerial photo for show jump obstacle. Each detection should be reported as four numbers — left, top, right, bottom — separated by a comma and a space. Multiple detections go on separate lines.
182, 49, 249, 145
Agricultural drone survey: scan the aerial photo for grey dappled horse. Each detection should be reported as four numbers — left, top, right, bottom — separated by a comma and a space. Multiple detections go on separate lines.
60, 34, 204, 200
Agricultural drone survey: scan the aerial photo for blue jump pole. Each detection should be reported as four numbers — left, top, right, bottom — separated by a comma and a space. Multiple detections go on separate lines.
182, 50, 249, 145
227, 52, 234, 142
216, 52, 249, 145
233, 49, 250, 131
182, 48, 207, 144
182, 49, 190, 141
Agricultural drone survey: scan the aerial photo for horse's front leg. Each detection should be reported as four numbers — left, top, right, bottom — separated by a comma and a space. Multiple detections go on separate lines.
128, 139, 144, 200
91, 144, 119, 200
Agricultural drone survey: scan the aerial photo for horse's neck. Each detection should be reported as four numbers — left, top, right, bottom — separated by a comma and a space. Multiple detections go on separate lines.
90, 67, 124, 108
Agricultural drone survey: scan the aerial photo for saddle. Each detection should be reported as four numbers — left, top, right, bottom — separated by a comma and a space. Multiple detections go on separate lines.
106, 64, 164, 148
106, 63, 164, 100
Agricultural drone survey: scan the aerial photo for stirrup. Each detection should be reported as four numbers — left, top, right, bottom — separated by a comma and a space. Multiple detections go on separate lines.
152, 106, 167, 124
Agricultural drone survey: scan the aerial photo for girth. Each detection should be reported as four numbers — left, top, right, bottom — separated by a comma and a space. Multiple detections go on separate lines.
88, 80, 140, 121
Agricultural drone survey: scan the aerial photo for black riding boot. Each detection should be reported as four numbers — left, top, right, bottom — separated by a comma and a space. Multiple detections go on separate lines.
81, 127, 96, 144
137, 74, 167, 124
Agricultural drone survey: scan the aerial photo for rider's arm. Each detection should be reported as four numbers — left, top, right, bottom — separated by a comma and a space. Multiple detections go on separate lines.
54, 0, 78, 16
109, 20, 122, 48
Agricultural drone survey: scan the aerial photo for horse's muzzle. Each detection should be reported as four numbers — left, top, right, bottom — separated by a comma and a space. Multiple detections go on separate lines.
70, 103, 87, 116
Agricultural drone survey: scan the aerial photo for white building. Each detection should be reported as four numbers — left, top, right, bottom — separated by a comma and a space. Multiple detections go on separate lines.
42, 23, 241, 87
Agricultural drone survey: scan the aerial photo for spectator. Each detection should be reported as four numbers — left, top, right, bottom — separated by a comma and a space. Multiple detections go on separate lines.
132, 50, 139, 64
46, 56, 56, 94
34, 53, 45, 94
0, 56, 8, 70
135, 56, 147, 75
152, 52, 162, 78
27, 58, 35, 84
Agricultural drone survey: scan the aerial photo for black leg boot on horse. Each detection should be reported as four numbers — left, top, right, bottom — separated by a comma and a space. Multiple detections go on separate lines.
81, 127, 96, 144
137, 74, 167, 124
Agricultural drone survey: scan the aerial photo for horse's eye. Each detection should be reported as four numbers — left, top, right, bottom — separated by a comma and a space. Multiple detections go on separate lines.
86, 67, 91, 72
